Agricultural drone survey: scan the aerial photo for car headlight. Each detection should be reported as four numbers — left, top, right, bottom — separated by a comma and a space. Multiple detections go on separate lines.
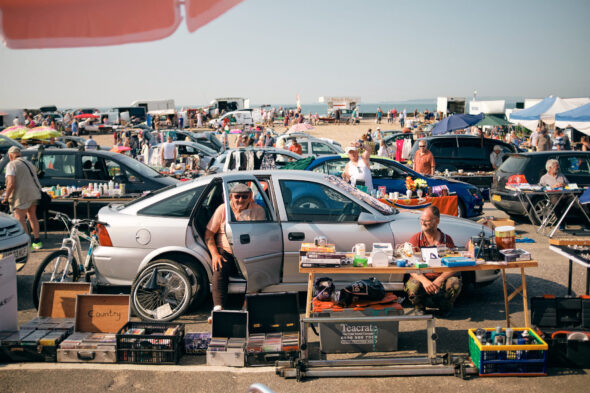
467, 187, 482, 199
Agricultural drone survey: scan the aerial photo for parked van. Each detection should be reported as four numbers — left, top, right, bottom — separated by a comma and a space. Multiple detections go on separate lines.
206, 97, 249, 118
208, 110, 262, 129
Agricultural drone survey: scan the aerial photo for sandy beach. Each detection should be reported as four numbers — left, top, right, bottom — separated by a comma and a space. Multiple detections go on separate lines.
92, 119, 404, 150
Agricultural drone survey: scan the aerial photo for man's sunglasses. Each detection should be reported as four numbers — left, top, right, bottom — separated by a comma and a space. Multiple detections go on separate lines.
232, 193, 250, 200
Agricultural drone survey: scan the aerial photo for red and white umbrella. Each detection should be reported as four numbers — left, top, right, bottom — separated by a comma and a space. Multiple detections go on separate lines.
288, 123, 314, 133
74, 113, 98, 120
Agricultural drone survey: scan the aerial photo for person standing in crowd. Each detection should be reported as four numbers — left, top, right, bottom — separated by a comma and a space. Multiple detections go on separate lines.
342, 146, 373, 190
71, 119, 79, 136
490, 145, 504, 170
205, 183, 265, 319
84, 135, 98, 150
376, 107, 383, 124
160, 135, 177, 166
399, 110, 405, 128
289, 138, 302, 155
529, 126, 540, 151
536, 128, 551, 151
2, 147, 42, 250
580, 136, 590, 151
264, 131, 275, 147
196, 111, 203, 128
552, 129, 564, 151
405, 206, 461, 316
378, 139, 392, 158
413, 141, 435, 176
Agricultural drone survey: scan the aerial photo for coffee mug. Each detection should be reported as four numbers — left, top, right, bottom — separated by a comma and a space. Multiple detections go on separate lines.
393, 192, 400, 199
352, 243, 366, 257
314, 236, 327, 247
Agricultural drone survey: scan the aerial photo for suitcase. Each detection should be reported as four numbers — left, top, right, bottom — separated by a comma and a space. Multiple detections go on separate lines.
0, 282, 91, 362
245, 292, 300, 366
57, 294, 130, 363
531, 295, 590, 368
206, 310, 247, 367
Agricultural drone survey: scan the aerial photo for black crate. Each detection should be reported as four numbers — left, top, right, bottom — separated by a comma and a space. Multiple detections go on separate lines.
531, 296, 590, 368
116, 322, 184, 365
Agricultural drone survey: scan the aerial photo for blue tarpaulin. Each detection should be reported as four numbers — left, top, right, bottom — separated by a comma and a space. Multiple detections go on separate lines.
556, 102, 590, 122
431, 113, 484, 135
510, 96, 557, 121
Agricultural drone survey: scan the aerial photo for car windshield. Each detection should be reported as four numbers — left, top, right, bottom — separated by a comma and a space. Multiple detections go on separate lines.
113, 154, 163, 177
121, 183, 179, 208
324, 175, 396, 215
498, 155, 529, 174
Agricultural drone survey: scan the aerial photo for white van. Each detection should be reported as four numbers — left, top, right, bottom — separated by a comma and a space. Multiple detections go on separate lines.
208, 110, 262, 128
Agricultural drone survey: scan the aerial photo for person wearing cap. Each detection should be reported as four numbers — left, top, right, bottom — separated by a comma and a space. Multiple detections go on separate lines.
413, 141, 435, 176
205, 183, 266, 315
342, 146, 373, 190
264, 131, 275, 147
490, 145, 504, 170
2, 146, 42, 250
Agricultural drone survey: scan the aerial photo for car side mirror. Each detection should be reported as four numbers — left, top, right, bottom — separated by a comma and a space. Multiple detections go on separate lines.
357, 212, 391, 225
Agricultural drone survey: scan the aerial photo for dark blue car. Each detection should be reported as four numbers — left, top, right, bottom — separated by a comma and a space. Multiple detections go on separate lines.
304, 155, 484, 218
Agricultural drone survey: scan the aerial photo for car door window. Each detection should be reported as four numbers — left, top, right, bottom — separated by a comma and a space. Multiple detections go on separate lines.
311, 159, 347, 177
370, 160, 407, 179
279, 179, 365, 223
105, 159, 141, 183
226, 181, 272, 222
299, 142, 309, 155
429, 140, 455, 157
139, 185, 205, 217
312, 142, 335, 154
559, 156, 590, 175
40, 153, 75, 178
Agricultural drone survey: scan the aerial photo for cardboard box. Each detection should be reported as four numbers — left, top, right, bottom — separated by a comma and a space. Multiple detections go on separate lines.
57, 294, 130, 363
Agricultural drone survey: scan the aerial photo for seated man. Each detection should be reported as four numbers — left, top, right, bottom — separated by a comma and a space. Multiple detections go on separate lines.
405, 206, 462, 316
205, 183, 266, 319
539, 158, 570, 229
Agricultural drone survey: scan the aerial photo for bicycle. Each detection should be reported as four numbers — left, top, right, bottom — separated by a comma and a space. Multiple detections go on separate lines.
32, 210, 194, 322
32, 210, 98, 309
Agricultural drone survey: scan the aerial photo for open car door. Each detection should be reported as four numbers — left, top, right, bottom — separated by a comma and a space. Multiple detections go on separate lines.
222, 174, 283, 292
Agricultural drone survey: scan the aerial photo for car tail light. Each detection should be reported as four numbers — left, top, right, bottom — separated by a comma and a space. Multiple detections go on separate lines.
507, 174, 527, 185
96, 223, 113, 247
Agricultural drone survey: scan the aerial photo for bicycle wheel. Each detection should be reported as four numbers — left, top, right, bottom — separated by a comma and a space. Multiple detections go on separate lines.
130, 260, 193, 322
32, 250, 80, 310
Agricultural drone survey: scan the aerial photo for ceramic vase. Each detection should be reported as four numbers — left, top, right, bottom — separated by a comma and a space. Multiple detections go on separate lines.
416, 189, 424, 198
406, 189, 413, 198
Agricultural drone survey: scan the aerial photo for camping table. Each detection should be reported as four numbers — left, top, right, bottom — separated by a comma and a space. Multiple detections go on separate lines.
548, 245, 590, 295
379, 195, 458, 216
300, 260, 538, 328
512, 188, 589, 237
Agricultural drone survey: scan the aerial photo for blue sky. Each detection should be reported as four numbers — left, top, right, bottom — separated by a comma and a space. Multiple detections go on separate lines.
1, 0, 589, 108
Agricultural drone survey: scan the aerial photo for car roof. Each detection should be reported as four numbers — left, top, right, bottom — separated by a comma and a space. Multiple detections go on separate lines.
21, 148, 120, 158
507, 151, 590, 157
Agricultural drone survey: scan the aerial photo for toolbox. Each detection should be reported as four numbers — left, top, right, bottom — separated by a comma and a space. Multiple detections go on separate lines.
57, 294, 130, 363
206, 310, 248, 367
117, 322, 184, 365
468, 328, 548, 376
312, 293, 403, 353
245, 292, 300, 366
531, 295, 590, 368
0, 282, 91, 363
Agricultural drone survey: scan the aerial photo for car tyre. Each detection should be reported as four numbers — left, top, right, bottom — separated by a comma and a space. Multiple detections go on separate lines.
32, 250, 80, 310
293, 196, 326, 209
130, 260, 193, 322
457, 199, 466, 218
183, 260, 210, 308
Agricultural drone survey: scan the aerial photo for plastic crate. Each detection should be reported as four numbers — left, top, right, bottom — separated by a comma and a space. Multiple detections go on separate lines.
468, 328, 548, 376
116, 322, 184, 365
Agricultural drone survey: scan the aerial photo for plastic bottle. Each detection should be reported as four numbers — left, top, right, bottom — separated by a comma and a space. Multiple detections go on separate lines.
108, 179, 114, 192
505, 328, 513, 345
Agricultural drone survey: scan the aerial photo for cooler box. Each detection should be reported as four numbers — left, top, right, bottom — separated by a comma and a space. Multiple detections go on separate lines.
0, 282, 91, 362
57, 294, 130, 363
206, 310, 247, 367
531, 295, 590, 368
245, 292, 300, 366
312, 293, 403, 353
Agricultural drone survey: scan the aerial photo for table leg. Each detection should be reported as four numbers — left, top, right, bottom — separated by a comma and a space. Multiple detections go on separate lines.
549, 196, 576, 238
43, 209, 47, 239
502, 269, 510, 328
305, 272, 315, 318
586, 267, 590, 296
73, 200, 77, 220
521, 267, 530, 328
568, 259, 573, 296
86, 201, 90, 219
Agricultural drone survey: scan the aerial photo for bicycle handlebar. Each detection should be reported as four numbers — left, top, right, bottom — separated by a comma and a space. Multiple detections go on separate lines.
47, 210, 95, 228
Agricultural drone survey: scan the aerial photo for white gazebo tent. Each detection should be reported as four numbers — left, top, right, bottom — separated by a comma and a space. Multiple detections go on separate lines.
509, 96, 590, 131
555, 102, 590, 134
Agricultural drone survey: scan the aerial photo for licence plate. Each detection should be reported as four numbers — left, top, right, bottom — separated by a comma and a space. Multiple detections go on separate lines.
0, 245, 28, 260
492, 194, 501, 202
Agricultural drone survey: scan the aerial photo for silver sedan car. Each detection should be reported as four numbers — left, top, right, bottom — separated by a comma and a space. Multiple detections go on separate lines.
93, 170, 496, 321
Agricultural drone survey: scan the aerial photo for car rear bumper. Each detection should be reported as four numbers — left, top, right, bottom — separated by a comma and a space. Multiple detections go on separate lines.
490, 189, 527, 216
